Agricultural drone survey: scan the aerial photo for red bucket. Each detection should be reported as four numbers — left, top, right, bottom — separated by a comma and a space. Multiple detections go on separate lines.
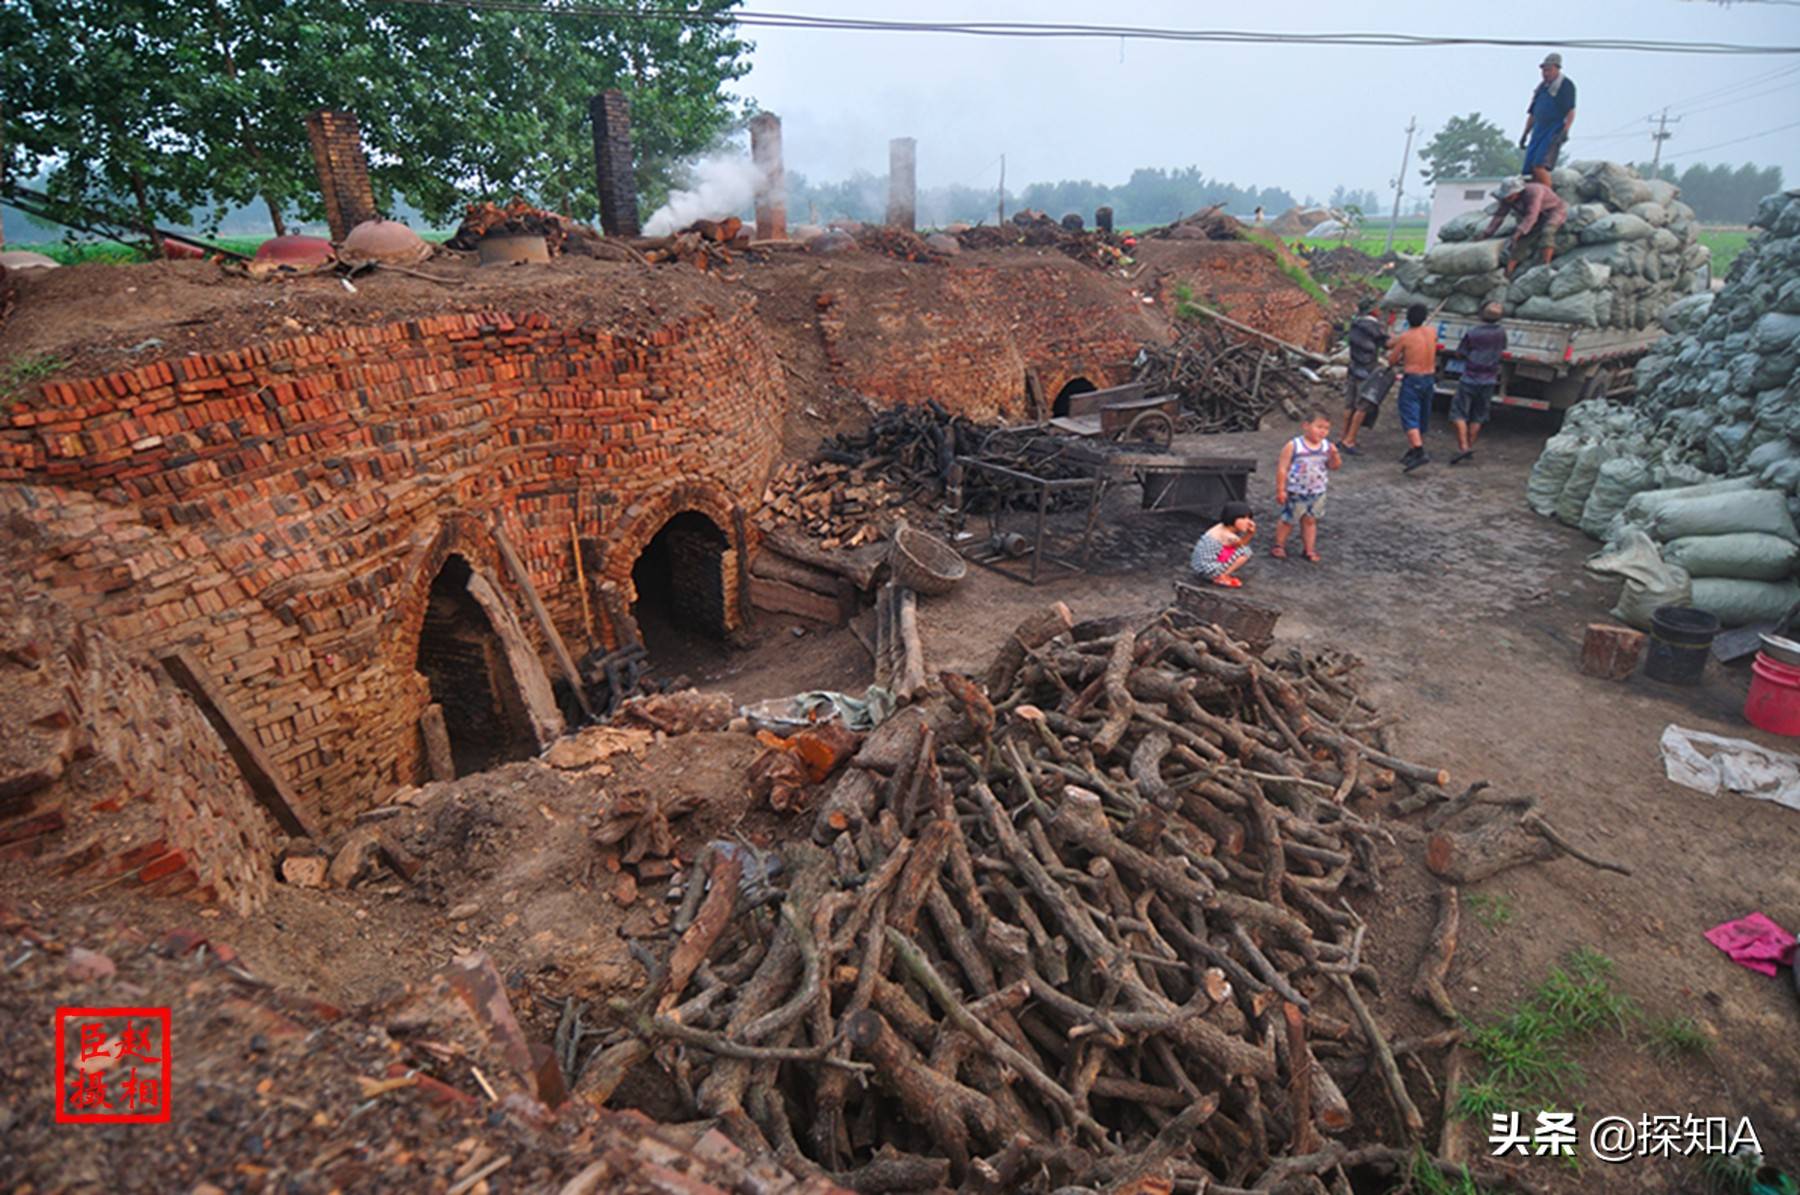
1746, 651, 1800, 737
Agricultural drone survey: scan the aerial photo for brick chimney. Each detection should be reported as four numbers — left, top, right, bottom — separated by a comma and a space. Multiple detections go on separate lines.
304, 110, 377, 242
887, 137, 916, 231
749, 113, 786, 241
589, 91, 640, 237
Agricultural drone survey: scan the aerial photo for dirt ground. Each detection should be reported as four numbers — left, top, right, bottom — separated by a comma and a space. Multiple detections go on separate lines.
5, 391, 1797, 1192
689, 399, 1800, 1191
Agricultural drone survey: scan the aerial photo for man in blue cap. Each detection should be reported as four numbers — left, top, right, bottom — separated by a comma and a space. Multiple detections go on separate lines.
1520, 52, 1576, 186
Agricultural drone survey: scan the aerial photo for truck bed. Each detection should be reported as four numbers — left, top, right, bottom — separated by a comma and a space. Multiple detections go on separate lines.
1436, 314, 1662, 367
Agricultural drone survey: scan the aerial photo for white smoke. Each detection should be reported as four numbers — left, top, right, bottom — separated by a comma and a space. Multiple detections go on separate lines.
643, 154, 767, 237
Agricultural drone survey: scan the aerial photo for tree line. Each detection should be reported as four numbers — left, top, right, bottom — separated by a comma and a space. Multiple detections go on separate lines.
3, 0, 749, 238
783, 166, 1298, 230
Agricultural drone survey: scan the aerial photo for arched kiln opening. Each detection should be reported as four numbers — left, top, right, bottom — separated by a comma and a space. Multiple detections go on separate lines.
1052, 377, 1098, 418
415, 554, 538, 776
631, 512, 731, 673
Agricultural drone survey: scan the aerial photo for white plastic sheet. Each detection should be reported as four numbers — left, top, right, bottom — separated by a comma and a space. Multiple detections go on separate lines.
1659, 724, 1800, 812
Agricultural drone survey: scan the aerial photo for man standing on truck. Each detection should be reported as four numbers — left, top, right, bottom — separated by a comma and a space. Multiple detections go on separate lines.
1520, 52, 1576, 186
1339, 298, 1387, 455
1450, 302, 1507, 464
1484, 176, 1568, 276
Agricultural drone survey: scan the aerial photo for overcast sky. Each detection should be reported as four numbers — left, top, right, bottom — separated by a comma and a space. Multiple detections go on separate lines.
738, 0, 1800, 205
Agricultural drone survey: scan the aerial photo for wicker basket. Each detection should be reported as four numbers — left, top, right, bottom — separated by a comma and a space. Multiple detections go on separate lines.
890, 526, 967, 596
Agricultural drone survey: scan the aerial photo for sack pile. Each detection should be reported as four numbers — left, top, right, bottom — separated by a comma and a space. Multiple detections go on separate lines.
1525, 188, 1800, 627
1381, 161, 1708, 328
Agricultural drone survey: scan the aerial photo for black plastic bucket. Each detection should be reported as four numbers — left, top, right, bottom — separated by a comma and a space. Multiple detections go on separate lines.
1644, 605, 1720, 685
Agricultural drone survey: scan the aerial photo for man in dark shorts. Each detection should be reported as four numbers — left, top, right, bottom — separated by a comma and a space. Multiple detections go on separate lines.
1450, 302, 1507, 464
1339, 298, 1388, 455
1520, 52, 1576, 186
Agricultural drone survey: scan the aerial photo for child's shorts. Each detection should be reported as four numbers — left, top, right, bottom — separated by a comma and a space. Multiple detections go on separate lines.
1279, 492, 1326, 523
1398, 373, 1435, 433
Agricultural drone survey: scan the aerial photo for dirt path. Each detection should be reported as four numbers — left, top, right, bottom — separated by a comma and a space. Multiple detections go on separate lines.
709, 402, 1800, 1192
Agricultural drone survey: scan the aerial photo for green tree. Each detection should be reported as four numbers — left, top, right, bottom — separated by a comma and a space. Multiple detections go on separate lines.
5, 0, 751, 237
1417, 113, 1519, 184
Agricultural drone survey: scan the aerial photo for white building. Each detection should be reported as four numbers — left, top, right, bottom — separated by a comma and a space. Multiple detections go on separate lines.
1426, 177, 1506, 248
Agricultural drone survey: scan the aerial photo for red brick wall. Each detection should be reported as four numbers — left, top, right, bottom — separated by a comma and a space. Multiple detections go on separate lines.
0, 300, 784, 827
814, 258, 1169, 423
0, 573, 275, 913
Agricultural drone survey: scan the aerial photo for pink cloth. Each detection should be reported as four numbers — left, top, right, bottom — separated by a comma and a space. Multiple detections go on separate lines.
1217, 544, 1239, 564
1704, 913, 1796, 977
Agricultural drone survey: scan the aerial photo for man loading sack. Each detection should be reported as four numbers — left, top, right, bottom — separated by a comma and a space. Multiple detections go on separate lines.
1484, 176, 1568, 276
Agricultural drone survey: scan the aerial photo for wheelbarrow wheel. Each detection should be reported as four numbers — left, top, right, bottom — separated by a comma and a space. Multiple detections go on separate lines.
1119, 410, 1175, 447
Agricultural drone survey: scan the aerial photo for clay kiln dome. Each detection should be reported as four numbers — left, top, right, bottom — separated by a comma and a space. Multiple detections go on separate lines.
340, 219, 432, 266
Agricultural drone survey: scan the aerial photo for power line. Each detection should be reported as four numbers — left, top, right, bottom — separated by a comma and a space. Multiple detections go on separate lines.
1585, 60, 1800, 137
1663, 117, 1800, 158
381, 0, 1800, 55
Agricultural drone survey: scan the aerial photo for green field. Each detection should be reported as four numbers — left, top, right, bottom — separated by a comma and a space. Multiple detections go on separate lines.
9, 231, 450, 264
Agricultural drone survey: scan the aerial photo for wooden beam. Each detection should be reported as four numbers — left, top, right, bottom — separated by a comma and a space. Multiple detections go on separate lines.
750, 575, 844, 624
492, 523, 596, 721
159, 649, 316, 839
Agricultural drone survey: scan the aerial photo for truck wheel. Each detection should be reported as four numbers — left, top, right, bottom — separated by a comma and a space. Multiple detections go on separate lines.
1577, 370, 1608, 405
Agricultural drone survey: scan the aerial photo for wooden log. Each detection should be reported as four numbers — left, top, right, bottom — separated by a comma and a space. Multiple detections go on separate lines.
493, 524, 595, 721
658, 850, 742, 1014
984, 603, 1075, 697
895, 587, 926, 700
159, 649, 315, 838
1425, 817, 1558, 884
1580, 623, 1644, 681
766, 527, 889, 591
749, 575, 845, 625
750, 549, 843, 596
420, 704, 455, 783
1408, 885, 1460, 1022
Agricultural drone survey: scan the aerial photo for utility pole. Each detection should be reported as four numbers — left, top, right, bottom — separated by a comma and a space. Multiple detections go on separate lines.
998, 154, 1006, 225
1648, 108, 1681, 174
1384, 116, 1417, 255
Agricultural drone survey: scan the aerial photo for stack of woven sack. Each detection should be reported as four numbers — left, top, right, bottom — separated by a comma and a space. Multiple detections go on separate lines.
1383, 161, 1708, 328
1523, 188, 1800, 627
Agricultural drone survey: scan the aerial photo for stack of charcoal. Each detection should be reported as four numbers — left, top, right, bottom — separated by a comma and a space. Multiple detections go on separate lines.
856, 226, 935, 262
1143, 205, 1245, 242
588, 606, 1500, 1193
948, 211, 1131, 271
1382, 161, 1709, 328
1134, 320, 1307, 434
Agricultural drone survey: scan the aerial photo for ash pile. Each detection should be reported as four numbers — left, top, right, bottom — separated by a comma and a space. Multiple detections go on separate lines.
1383, 161, 1710, 329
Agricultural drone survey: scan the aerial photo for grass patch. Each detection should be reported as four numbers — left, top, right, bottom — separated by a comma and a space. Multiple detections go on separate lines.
1, 353, 66, 401
1241, 227, 1332, 306
1644, 1015, 1711, 1061
1452, 947, 1634, 1116
1463, 892, 1514, 930
1400, 1146, 1493, 1194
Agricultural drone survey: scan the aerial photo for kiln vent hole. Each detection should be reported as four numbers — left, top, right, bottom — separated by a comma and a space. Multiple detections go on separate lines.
1052, 377, 1097, 418
415, 554, 538, 775
631, 512, 730, 672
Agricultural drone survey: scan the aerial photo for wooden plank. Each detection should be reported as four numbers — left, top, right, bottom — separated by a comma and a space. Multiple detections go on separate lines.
420, 704, 456, 781
159, 649, 316, 839
492, 523, 595, 721
749, 575, 845, 624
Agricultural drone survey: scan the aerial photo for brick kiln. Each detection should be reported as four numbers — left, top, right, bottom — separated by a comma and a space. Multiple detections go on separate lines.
0, 268, 784, 838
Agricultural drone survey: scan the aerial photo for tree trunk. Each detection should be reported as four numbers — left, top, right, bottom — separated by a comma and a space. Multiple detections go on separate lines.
264, 194, 288, 237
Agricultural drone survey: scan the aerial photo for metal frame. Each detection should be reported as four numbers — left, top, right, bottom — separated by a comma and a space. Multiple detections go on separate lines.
956, 457, 1107, 586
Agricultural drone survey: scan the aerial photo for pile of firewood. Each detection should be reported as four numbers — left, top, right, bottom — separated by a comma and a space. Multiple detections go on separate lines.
951, 214, 1130, 272
1144, 204, 1244, 243
638, 217, 747, 272
754, 460, 911, 548
445, 198, 601, 255
1134, 320, 1309, 435
855, 226, 934, 262
583, 604, 1628, 1193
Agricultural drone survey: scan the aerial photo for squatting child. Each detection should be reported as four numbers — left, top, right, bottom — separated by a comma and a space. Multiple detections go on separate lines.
1189, 501, 1257, 588
1271, 411, 1341, 562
